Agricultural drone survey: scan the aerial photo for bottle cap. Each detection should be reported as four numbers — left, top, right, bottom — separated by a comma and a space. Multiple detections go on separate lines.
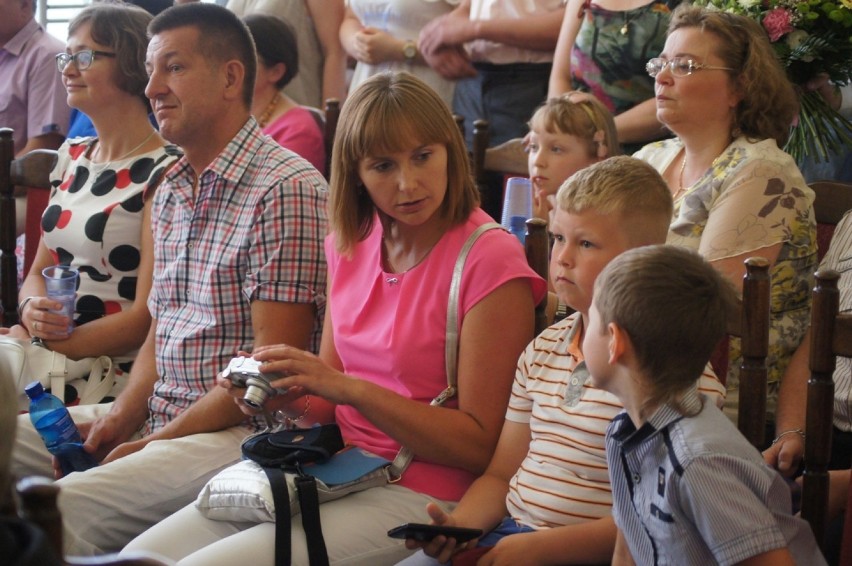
24, 381, 45, 399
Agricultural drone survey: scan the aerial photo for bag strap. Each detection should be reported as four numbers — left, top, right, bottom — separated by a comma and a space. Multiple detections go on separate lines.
263, 466, 330, 566
294, 475, 330, 566
388, 222, 503, 480
263, 466, 292, 566
77, 356, 116, 405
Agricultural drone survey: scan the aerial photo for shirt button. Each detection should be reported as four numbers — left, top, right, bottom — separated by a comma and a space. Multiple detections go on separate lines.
632, 473, 641, 483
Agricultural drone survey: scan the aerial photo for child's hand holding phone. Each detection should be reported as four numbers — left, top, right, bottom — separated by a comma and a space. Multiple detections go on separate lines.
392, 502, 482, 563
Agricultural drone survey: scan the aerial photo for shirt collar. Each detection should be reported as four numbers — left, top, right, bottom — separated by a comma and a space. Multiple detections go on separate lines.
3, 19, 41, 57
612, 386, 703, 452
165, 117, 261, 186
565, 312, 585, 362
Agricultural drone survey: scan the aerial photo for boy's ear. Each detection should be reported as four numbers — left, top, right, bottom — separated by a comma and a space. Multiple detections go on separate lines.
607, 321, 628, 365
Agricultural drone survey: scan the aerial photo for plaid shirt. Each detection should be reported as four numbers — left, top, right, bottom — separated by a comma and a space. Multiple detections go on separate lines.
146, 118, 328, 433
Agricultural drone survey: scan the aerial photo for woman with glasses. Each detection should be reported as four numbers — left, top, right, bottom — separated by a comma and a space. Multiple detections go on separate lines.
1, 3, 180, 403
635, 4, 816, 419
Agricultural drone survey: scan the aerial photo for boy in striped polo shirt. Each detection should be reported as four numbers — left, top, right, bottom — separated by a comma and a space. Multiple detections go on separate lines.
588, 245, 825, 565
402, 156, 725, 565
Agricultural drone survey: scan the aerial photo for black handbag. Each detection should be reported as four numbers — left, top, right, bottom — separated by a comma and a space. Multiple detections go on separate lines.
241, 424, 345, 566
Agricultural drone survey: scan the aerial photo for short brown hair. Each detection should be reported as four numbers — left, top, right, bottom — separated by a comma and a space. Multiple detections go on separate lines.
243, 13, 298, 90
593, 245, 738, 416
149, 2, 257, 109
528, 94, 621, 159
330, 71, 478, 255
68, 3, 153, 103
668, 4, 798, 147
555, 156, 673, 246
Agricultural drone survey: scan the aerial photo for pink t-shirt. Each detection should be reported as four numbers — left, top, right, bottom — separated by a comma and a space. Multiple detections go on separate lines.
327, 208, 546, 501
262, 106, 326, 177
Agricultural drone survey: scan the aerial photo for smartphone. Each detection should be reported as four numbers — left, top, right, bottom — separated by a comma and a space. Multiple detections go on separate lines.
387, 523, 482, 543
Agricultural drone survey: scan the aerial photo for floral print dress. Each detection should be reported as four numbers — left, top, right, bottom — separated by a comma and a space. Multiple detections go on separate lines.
635, 136, 817, 401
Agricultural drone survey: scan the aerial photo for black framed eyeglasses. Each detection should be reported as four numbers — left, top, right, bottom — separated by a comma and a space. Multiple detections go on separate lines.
56, 50, 117, 72
646, 57, 735, 78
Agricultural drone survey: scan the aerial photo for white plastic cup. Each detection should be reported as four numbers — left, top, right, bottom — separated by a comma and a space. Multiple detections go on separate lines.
501, 177, 532, 244
42, 265, 78, 333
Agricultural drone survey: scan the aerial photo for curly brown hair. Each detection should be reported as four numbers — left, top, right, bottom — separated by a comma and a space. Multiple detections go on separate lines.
669, 4, 798, 147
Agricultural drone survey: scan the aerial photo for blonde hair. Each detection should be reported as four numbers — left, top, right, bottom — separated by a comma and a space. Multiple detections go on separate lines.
668, 4, 798, 147
593, 245, 738, 416
555, 156, 673, 245
329, 72, 478, 255
528, 95, 621, 159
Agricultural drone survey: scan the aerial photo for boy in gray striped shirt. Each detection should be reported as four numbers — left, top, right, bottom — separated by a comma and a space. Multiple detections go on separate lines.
586, 245, 825, 565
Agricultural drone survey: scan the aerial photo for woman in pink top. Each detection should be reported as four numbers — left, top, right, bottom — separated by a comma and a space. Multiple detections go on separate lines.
244, 13, 326, 176
132, 71, 546, 565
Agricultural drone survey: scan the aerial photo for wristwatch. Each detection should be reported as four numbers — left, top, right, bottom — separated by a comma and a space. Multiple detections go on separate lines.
402, 40, 417, 61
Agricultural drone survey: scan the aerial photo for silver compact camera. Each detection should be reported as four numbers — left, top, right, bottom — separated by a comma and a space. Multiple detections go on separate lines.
222, 356, 278, 409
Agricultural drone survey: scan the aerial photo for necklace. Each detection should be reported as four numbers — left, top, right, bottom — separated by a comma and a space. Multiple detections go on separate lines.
382, 233, 441, 283
90, 130, 156, 174
257, 92, 281, 128
672, 150, 692, 201
620, 10, 636, 35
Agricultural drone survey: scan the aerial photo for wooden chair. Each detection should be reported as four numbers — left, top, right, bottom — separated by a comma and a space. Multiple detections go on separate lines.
727, 257, 772, 449
810, 180, 852, 261
801, 269, 852, 552
524, 217, 549, 336
0, 128, 57, 327
323, 98, 340, 181
15, 476, 173, 566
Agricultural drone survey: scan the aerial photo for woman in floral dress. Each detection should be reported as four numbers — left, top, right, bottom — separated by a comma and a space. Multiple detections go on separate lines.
635, 4, 816, 419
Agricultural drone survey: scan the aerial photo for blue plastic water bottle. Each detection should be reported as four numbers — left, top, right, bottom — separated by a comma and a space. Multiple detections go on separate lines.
25, 381, 99, 475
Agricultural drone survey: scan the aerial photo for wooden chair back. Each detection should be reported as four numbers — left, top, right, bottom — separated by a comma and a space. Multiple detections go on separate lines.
801, 269, 852, 551
810, 180, 852, 261
525, 217, 549, 336
323, 98, 340, 181
0, 128, 57, 326
16, 476, 173, 565
727, 257, 772, 449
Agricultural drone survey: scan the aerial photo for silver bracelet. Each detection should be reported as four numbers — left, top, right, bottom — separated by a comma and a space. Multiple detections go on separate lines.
771, 428, 805, 446
275, 395, 311, 429
17, 296, 36, 324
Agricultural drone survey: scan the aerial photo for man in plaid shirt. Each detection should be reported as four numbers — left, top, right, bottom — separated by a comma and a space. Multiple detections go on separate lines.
11, 3, 328, 556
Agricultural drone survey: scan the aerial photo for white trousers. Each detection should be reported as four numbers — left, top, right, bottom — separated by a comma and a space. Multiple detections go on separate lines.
12, 402, 251, 556
123, 482, 454, 566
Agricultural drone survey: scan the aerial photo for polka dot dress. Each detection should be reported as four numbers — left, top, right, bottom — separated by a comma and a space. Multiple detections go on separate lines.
43, 137, 180, 400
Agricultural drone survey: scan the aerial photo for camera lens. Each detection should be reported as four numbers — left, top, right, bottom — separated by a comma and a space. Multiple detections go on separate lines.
244, 376, 275, 409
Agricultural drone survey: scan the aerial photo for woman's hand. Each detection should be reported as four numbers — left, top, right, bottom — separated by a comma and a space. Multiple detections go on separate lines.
19, 296, 73, 340
351, 27, 402, 65
252, 344, 357, 406
216, 352, 309, 418
762, 433, 804, 477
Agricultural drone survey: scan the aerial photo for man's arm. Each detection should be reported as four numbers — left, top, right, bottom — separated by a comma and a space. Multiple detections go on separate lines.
102, 301, 316, 461
82, 322, 161, 462
137, 301, 315, 440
